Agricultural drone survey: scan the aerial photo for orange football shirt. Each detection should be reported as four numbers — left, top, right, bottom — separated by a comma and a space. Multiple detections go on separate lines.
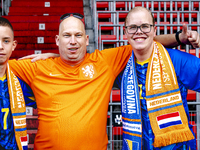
9, 45, 132, 150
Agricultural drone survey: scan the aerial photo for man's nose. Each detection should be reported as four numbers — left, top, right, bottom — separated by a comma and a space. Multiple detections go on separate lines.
0, 41, 3, 49
136, 27, 143, 34
70, 36, 77, 45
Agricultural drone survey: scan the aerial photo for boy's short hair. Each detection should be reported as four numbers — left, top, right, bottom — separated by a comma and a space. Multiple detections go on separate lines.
0, 17, 14, 35
125, 7, 155, 27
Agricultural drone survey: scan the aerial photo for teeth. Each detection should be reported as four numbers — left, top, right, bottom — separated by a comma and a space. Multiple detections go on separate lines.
135, 38, 144, 41
70, 48, 77, 50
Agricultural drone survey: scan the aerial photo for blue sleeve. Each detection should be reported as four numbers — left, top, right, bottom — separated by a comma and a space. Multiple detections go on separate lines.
18, 77, 37, 109
167, 48, 200, 92
113, 70, 124, 89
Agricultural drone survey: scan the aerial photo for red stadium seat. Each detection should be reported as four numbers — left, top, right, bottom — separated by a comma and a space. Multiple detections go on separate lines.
172, 22, 189, 31
113, 127, 122, 135
112, 90, 120, 102
187, 90, 196, 101
98, 22, 114, 31
96, 2, 109, 10
191, 22, 200, 30
155, 22, 171, 31
9, 7, 83, 16
12, 22, 59, 31
11, 1, 83, 7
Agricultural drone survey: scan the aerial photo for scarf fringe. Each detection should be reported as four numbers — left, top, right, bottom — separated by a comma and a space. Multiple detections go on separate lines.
154, 128, 194, 147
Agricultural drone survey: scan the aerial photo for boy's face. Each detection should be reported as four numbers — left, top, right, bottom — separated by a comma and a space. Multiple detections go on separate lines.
0, 26, 17, 65
125, 9, 156, 54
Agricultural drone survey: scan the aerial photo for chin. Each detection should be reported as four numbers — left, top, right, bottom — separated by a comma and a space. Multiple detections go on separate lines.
133, 45, 146, 51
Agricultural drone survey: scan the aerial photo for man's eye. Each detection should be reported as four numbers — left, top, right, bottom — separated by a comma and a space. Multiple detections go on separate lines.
141, 25, 149, 28
4, 40, 9, 43
129, 26, 137, 30
76, 34, 82, 37
64, 35, 70, 37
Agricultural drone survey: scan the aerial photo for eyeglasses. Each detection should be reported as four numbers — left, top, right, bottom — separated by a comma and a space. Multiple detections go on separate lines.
60, 13, 84, 22
125, 24, 154, 34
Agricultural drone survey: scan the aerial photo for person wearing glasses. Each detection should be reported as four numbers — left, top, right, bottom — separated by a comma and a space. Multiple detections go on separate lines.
8, 11, 200, 149
113, 7, 199, 150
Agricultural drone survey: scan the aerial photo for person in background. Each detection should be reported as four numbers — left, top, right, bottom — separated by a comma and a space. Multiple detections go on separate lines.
0, 17, 36, 150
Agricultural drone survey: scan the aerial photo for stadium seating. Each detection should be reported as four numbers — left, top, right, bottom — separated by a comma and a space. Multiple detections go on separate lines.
96, 1, 200, 11
4, 0, 84, 59
94, 0, 200, 51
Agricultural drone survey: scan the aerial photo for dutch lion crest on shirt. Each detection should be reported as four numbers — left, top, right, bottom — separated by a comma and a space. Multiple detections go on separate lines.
82, 64, 95, 78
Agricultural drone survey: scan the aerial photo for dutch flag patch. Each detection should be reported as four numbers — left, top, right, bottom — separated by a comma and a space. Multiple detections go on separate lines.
20, 136, 28, 150
157, 112, 182, 129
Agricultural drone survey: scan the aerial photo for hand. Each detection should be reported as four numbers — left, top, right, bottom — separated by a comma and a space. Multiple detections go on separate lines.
179, 24, 200, 48
18, 53, 60, 62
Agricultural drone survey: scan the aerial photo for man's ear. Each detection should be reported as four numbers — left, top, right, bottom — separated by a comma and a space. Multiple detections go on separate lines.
55, 35, 59, 46
86, 35, 89, 46
124, 29, 128, 38
154, 26, 157, 37
12, 40, 17, 51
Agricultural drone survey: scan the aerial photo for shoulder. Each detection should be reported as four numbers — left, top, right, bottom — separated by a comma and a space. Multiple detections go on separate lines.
166, 48, 200, 91
166, 48, 200, 66
167, 48, 195, 59
166, 48, 200, 63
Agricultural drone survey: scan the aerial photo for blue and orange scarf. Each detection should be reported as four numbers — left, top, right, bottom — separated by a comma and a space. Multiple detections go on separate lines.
121, 41, 194, 150
7, 64, 28, 150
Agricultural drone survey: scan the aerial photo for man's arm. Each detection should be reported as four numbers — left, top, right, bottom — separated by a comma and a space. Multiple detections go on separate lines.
154, 24, 200, 48
19, 53, 60, 62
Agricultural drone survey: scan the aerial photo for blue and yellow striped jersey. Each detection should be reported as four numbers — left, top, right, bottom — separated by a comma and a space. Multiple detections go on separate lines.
0, 75, 36, 150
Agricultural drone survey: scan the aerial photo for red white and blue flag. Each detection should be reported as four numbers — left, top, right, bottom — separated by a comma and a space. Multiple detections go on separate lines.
20, 136, 28, 150
157, 111, 182, 129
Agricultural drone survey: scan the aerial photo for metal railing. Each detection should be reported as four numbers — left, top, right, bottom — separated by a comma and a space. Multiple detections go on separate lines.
91, 0, 200, 50
1, 0, 11, 16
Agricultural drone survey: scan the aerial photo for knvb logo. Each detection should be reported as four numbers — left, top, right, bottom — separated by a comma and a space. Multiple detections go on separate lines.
82, 65, 95, 78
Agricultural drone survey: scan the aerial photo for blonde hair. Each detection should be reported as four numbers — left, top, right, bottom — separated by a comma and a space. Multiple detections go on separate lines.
125, 6, 155, 26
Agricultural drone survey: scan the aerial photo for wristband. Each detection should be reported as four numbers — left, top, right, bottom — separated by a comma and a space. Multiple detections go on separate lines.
175, 30, 183, 45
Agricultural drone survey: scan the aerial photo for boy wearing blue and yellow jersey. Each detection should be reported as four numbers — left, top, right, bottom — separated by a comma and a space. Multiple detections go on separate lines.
0, 17, 36, 150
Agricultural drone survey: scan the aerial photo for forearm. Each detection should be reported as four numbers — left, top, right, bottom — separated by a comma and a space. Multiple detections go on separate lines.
155, 24, 200, 48
154, 34, 179, 48
19, 53, 60, 62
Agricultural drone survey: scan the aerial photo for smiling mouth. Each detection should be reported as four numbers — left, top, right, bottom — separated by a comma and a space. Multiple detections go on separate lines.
69, 48, 78, 51
134, 38, 146, 41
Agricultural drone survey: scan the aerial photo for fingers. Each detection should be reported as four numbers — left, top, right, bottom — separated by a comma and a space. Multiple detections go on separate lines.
30, 56, 44, 63
180, 23, 200, 48
182, 23, 188, 35
18, 54, 38, 60
18, 53, 60, 63
179, 24, 188, 44
187, 31, 200, 48
18, 54, 45, 62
